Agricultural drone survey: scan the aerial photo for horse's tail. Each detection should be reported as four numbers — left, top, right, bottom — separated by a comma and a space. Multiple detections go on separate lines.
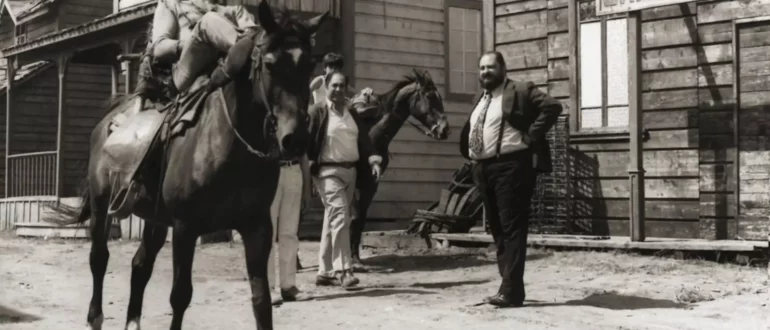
41, 175, 92, 226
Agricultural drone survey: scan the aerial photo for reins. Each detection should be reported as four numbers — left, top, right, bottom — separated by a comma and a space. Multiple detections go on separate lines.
218, 36, 278, 160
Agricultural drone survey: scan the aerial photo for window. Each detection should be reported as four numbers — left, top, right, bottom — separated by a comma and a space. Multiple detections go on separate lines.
15, 23, 27, 45
445, 0, 482, 100
578, 1, 629, 130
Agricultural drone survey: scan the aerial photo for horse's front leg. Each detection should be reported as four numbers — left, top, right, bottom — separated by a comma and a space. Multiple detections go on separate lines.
238, 212, 274, 330
125, 221, 169, 330
168, 221, 198, 330
351, 182, 378, 267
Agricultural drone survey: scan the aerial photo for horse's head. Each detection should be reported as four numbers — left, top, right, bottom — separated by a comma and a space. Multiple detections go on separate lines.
249, 1, 327, 158
397, 69, 450, 140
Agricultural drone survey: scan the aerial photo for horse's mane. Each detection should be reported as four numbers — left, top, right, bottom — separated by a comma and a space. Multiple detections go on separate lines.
378, 69, 436, 115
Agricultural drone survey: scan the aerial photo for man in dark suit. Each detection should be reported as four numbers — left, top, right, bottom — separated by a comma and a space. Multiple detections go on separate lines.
459, 51, 562, 307
306, 71, 382, 289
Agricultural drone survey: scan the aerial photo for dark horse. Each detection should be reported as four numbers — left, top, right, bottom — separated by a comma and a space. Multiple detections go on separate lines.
50, 3, 326, 330
350, 69, 451, 265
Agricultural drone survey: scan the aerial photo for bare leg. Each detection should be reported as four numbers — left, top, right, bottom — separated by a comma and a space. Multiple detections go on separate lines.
85, 199, 112, 330
168, 223, 197, 330
238, 213, 274, 330
125, 223, 169, 330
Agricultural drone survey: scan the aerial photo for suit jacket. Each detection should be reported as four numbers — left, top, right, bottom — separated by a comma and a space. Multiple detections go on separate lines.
151, 0, 258, 63
459, 78, 562, 173
307, 101, 380, 176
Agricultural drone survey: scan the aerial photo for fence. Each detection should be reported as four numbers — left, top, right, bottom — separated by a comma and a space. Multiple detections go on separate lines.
7, 151, 58, 198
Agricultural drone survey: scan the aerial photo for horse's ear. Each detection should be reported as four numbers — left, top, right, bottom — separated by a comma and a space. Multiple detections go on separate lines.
303, 11, 329, 36
258, 0, 280, 35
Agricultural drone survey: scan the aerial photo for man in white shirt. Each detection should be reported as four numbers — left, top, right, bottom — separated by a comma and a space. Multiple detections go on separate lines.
459, 52, 562, 307
306, 72, 382, 289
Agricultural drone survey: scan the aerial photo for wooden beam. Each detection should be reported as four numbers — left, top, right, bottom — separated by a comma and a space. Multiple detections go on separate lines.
628, 11, 645, 242
4, 57, 15, 198
732, 20, 740, 241
482, 0, 494, 52
55, 55, 70, 202
111, 62, 119, 95
567, 0, 578, 134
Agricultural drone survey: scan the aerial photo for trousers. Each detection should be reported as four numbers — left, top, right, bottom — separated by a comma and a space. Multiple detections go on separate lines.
174, 12, 241, 92
267, 164, 304, 290
314, 166, 357, 276
471, 150, 537, 303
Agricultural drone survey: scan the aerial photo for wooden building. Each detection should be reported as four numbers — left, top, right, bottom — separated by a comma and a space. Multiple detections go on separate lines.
0, 0, 482, 238
486, 0, 770, 241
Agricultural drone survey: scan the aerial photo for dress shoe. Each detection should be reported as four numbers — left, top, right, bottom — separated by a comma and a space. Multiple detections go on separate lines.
281, 286, 312, 302
484, 293, 522, 308
271, 292, 283, 306
315, 274, 340, 286
351, 257, 368, 272
339, 270, 360, 290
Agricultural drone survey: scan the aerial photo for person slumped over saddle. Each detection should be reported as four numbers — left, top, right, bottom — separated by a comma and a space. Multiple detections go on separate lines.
135, 0, 260, 101
106, 0, 261, 218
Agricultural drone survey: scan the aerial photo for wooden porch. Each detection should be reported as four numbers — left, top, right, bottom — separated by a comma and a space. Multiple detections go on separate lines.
0, 0, 342, 238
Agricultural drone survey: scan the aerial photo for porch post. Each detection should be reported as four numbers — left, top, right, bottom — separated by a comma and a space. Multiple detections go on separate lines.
56, 55, 70, 202
4, 57, 16, 199
627, 11, 645, 242
111, 62, 119, 95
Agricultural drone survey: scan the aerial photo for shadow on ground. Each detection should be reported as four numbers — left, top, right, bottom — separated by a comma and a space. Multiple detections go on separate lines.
410, 279, 493, 289
313, 288, 436, 301
525, 293, 688, 310
0, 304, 42, 324
358, 251, 552, 274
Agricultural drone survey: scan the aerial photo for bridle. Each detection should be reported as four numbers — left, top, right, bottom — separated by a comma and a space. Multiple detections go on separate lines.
218, 33, 280, 160
389, 84, 443, 139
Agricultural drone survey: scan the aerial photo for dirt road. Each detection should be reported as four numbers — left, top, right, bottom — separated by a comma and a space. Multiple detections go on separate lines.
1, 234, 768, 330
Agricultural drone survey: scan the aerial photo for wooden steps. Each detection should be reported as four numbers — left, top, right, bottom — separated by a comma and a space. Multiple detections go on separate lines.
430, 233, 770, 252
14, 222, 121, 239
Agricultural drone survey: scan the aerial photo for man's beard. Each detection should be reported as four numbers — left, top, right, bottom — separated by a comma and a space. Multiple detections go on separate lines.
480, 74, 503, 90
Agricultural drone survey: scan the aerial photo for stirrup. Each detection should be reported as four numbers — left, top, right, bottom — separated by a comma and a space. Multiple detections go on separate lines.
107, 180, 141, 219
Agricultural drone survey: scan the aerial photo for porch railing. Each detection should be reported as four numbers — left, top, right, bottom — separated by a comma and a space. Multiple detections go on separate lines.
7, 151, 57, 198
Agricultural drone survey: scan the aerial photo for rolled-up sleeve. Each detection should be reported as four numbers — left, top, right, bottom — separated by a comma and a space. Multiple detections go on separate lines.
151, 0, 181, 63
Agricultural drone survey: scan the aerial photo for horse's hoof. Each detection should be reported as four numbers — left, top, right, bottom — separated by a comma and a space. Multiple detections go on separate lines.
86, 314, 104, 330
126, 320, 141, 330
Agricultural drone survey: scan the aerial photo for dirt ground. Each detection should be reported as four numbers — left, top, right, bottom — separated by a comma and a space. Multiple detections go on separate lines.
1, 233, 768, 330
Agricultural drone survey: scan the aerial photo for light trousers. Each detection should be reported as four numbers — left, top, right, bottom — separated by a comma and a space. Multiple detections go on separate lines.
314, 166, 357, 276
174, 12, 240, 92
267, 164, 303, 290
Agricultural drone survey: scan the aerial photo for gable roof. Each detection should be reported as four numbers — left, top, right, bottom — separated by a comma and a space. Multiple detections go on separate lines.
0, 0, 58, 25
0, 60, 53, 96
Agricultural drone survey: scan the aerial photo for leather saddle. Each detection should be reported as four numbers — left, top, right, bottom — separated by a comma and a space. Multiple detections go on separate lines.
102, 75, 214, 219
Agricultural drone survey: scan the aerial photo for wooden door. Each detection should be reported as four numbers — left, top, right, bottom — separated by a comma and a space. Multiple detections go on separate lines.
736, 20, 770, 240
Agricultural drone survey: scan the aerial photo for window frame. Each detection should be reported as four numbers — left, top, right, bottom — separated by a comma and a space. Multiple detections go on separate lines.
444, 0, 483, 102
14, 23, 28, 45
576, 4, 630, 132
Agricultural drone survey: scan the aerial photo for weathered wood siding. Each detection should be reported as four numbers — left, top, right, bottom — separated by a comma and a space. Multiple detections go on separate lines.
8, 66, 58, 154
25, 11, 57, 41
352, 0, 471, 220
59, 0, 114, 29
736, 19, 770, 240
61, 64, 113, 197
490, 0, 770, 239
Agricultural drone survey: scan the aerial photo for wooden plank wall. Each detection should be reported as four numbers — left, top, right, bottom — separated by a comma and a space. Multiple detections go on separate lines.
59, 0, 114, 29
697, 0, 770, 240
735, 19, 770, 240
352, 0, 470, 220
9, 66, 58, 154
696, 1, 738, 239
25, 12, 56, 41
61, 64, 112, 197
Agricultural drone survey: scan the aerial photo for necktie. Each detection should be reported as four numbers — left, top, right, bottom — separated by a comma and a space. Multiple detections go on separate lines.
469, 93, 492, 155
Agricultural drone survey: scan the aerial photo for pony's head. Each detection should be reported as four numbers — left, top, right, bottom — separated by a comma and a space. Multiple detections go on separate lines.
396, 69, 450, 140
249, 1, 327, 158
